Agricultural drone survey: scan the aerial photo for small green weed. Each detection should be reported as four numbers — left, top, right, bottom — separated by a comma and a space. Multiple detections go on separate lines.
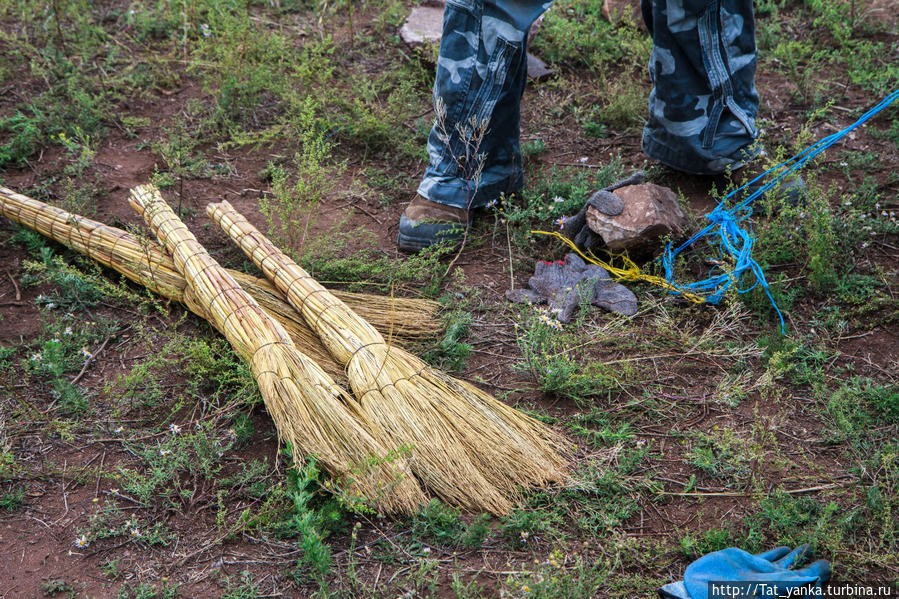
221, 570, 260, 599
0, 488, 25, 511
422, 309, 472, 372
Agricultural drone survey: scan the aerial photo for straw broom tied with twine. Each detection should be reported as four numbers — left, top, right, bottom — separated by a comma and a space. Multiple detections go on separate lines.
207, 200, 571, 514
0, 186, 440, 381
129, 184, 427, 514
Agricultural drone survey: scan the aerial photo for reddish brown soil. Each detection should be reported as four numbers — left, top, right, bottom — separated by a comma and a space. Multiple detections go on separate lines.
1, 3, 898, 598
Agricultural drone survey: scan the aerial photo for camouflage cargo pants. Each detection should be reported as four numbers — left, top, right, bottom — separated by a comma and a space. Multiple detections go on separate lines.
417, 0, 761, 210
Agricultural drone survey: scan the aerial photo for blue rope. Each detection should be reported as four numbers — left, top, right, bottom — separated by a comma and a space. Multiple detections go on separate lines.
661, 89, 899, 332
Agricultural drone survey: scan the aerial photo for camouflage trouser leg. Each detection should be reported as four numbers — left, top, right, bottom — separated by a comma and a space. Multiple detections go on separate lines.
641, 0, 761, 175
417, 0, 552, 210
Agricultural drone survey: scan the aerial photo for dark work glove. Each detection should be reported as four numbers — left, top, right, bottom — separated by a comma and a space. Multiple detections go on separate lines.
561, 171, 646, 251
659, 545, 832, 599
506, 253, 637, 322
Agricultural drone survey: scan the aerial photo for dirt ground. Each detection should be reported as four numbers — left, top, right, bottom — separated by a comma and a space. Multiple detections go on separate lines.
0, 0, 898, 597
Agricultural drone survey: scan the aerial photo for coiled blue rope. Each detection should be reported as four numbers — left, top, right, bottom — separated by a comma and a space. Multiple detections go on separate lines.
661, 89, 899, 332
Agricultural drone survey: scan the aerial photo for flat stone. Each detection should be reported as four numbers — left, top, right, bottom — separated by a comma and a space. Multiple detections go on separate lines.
400, 4, 553, 79
586, 183, 686, 251
399, 6, 444, 46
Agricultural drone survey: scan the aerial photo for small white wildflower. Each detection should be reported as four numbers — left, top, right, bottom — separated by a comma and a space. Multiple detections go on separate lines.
130, 527, 141, 538
169, 423, 181, 435
579, 156, 589, 163
46, 302, 56, 309
50, 338, 60, 344
552, 196, 565, 203
200, 23, 211, 37
422, 547, 431, 554
30, 352, 42, 362
840, 161, 849, 167
81, 347, 93, 359
74, 534, 89, 548
113, 426, 123, 434
64, 327, 73, 335
520, 531, 530, 543
159, 449, 170, 457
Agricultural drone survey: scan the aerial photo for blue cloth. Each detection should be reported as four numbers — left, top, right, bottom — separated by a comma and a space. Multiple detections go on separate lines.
418, 0, 762, 209
641, 0, 761, 175
659, 546, 832, 599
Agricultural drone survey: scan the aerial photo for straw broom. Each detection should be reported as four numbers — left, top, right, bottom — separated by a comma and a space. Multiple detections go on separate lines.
128, 184, 426, 513
0, 186, 441, 380
208, 200, 571, 514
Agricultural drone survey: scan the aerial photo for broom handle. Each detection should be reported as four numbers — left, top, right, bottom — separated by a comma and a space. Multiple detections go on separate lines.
207, 201, 383, 365
0, 186, 437, 341
0, 186, 186, 299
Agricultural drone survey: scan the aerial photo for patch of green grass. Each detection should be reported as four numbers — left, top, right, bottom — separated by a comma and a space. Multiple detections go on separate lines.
422, 309, 472, 372
260, 96, 345, 254
687, 428, 751, 484
0, 488, 25, 511
410, 500, 493, 550
504, 549, 610, 598
534, 0, 650, 72
762, 336, 831, 387
221, 571, 261, 599
567, 410, 634, 448
825, 378, 899, 444
679, 527, 735, 560
514, 306, 627, 406
743, 490, 852, 553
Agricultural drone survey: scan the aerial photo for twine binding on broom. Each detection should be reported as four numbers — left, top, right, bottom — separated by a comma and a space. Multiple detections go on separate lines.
207, 200, 572, 514
129, 184, 427, 514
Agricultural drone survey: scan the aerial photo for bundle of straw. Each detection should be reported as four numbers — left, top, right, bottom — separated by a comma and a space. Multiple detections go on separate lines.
130, 185, 426, 513
0, 186, 441, 380
208, 200, 570, 514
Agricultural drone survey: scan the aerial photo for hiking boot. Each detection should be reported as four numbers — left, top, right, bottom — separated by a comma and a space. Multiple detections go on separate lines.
397, 196, 470, 252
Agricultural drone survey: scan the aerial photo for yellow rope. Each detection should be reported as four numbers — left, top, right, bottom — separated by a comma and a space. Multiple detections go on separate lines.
531, 230, 708, 305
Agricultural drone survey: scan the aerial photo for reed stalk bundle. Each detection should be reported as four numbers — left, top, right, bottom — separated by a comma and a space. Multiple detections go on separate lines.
130, 185, 426, 513
208, 200, 571, 514
0, 186, 441, 380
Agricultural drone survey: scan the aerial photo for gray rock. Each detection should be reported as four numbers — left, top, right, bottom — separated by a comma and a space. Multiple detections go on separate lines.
586, 183, 686, 251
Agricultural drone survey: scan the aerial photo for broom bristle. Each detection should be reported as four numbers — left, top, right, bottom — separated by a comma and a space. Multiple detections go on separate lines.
130, 185, 427, 514
208, 200, 571, 514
